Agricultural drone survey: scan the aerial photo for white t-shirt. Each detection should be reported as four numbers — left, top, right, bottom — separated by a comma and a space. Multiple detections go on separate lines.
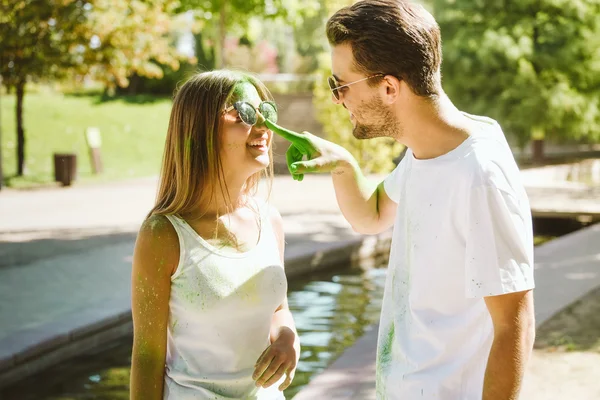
377, 113, 535, 399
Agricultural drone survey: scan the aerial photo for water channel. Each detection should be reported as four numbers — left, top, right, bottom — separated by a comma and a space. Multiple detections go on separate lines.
2, 217, 593, 400
3, 266, 387, 400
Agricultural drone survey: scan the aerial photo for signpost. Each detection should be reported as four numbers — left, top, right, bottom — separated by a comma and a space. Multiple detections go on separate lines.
85, 127, 103, 174
0, 76, 3, 191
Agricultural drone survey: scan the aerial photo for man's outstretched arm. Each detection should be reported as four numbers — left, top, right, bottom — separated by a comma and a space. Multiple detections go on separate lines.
266, 120, 397, 234
331, 160, 397, 234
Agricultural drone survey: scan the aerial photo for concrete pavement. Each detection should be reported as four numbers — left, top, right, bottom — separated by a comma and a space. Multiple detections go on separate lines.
0, 159, 599, 396
0, 174, 392, 389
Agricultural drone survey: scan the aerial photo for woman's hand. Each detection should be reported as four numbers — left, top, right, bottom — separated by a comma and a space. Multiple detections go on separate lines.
252, 326, 299, 391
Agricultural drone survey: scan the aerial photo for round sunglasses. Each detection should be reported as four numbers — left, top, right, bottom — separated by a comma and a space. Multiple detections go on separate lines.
223, 101, 278, 126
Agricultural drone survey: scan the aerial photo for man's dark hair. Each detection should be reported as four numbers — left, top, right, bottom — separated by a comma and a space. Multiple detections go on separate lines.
326, 0, 442, 97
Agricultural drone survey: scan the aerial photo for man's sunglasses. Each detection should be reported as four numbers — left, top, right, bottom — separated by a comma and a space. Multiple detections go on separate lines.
223, 101, 278, 126
327, 74, 385, 100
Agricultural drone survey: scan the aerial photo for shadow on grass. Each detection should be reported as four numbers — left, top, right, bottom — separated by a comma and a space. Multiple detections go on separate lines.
94, 93, 170, 105
63, 91, 170, 105
2, 174, 58, 190
535, 285, 600, 352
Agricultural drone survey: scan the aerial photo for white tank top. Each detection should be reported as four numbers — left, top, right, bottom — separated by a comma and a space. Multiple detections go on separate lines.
163, 200, 287, 400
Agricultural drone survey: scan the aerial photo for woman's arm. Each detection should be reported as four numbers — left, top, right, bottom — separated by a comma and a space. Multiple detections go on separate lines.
253, 206, 300, 391
130, 215, 179, 400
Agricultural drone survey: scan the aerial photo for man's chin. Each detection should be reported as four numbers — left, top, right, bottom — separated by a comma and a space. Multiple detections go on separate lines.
353, 125, 375, 139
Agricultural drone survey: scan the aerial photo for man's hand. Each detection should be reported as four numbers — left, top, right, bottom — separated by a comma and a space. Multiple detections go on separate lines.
252, 327, 298, 391
265, 120, 355, 181
266, 120, 396, 235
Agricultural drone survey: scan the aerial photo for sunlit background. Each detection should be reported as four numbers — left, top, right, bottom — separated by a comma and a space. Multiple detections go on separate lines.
1, 1, 600, 399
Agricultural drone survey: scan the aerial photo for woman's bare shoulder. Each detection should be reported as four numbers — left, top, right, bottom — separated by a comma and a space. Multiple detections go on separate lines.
135, 214, 180, 275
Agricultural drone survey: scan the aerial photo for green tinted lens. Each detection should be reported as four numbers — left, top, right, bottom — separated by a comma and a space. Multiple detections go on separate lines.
235, 102, 257, 125
259, 102, 278, 123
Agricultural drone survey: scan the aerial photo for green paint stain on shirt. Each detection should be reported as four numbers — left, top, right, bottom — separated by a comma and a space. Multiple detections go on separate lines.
376, 321, 395, 398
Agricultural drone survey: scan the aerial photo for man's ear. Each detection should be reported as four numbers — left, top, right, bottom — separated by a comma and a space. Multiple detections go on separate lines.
381, 75, 401, 104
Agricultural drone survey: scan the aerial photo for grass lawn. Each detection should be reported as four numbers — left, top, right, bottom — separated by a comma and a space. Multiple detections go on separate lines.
535, 284, 600, 352
0, 90, 172, 188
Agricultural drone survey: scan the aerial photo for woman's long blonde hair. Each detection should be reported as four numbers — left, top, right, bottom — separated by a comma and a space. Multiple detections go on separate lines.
150, 70, 274, 217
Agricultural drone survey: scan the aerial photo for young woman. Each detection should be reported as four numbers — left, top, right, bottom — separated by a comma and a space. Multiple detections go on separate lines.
130, 70, 300, 400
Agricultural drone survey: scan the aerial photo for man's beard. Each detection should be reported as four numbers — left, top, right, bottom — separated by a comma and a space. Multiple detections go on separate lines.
352, 96, 400, 140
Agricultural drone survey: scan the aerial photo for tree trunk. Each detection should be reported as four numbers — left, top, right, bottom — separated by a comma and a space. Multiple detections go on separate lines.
0, 80, 3, 190
16, 79, 25, 176
195, 32, 215, 70
531, 139, 545, 164
531, 127, 545, 165
128, 73, 141, 95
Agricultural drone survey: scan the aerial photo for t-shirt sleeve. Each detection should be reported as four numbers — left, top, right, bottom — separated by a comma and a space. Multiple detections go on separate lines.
383, 160, 404, 204
465, 177, 535, 298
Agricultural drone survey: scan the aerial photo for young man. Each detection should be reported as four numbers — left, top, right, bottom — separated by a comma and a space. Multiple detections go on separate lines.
265, 1, 536, 399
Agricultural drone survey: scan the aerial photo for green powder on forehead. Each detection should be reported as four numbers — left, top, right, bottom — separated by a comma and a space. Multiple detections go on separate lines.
232, 78, 253, 98
230, 80, 262, 104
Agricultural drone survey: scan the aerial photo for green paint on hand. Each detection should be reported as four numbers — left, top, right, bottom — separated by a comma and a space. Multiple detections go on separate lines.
264, 120, 318, 180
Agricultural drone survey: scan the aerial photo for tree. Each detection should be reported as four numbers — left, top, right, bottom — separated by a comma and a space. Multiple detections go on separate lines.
433, 0, 600, 161
291, 0, 329, 73
0, 0, 192, 178
0, 0, 91, 176
178, 0, 313, 69
79, 0, 192, 92
0, 75, 3, 190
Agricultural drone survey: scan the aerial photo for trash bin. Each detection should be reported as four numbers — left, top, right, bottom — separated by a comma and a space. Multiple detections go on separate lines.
54, 153, 77, 186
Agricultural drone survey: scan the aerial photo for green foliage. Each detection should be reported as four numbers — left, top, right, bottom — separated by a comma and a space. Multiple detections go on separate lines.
121, 61, 198, 96
0, 0, 90, 86
433, 0, 600, 148
0, 0, 192, 177
313, 55, 404, 174
178, 0, 323, 72
0, 0, 191, 89
79, 0, 193, 90
290, 1, 328, 73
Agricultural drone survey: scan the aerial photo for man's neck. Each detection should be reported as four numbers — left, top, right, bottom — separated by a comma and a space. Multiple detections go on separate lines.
401, 93, 472, 160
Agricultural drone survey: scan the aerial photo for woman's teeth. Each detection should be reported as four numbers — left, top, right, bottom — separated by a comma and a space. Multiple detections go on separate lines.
248, 139, 267, 147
